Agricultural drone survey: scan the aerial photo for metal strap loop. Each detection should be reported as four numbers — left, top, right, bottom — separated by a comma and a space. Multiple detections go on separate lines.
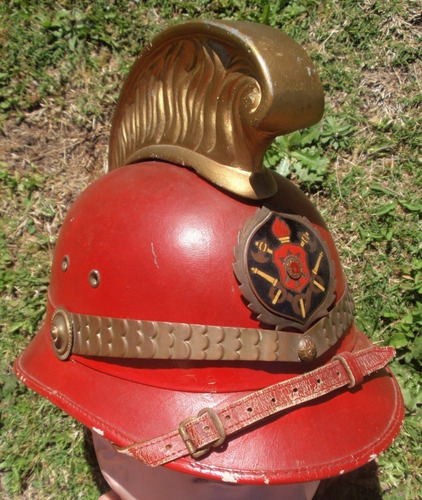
179, 408, 226, 459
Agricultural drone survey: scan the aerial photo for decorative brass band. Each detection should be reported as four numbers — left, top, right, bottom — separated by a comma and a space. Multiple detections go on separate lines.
51, 288, 354, 363
109, 20, 324, 200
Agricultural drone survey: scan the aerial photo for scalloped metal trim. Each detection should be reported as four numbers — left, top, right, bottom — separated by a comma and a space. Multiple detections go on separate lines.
51, 288, 353, 363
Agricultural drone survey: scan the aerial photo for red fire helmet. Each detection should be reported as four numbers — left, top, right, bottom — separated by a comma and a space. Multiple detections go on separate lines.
15, 20, 403, 485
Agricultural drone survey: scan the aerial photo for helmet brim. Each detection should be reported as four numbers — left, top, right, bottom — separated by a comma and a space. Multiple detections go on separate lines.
15, 321, 403, 484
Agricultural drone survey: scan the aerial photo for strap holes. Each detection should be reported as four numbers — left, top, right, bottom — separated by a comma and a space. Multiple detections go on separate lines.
317, 378, 321, 384
203, 425, 210, 432
247, 407, 253, 412
165, 444, 172, 450
293, 387, 298, 393
271, 397, 276, 403
225, 414, 231, 420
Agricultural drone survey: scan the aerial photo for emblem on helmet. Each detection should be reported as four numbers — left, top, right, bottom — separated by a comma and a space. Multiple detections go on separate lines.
234, 207, 336, 330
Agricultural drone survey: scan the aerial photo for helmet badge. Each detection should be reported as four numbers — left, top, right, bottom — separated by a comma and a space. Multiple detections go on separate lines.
234, 208, 336, 330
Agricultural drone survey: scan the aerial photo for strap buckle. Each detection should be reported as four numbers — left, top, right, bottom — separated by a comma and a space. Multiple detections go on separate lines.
178, 407, 226, 459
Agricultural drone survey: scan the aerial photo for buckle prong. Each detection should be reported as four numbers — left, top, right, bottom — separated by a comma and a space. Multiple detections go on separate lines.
178, 407, 226, 459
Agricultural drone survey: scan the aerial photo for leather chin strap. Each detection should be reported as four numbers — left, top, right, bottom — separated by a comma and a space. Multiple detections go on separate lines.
117, 346, 395, 467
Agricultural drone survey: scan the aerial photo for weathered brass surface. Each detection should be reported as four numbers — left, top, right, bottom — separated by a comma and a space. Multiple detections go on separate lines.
50, 307, 74, 360
51, 287, 354, 362
109, 20, 324, 199
297, 336, 318, 362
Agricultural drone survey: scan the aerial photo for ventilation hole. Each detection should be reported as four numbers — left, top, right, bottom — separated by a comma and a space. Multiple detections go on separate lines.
271, 397, 276, 403
293, 387, 298, 393
203, 425, 210, 432
247, 407, 253, 412
61, 255, 69, 272
336, 371, 341, 376
89, 270, 100, 288
165, 444, 172, 450
225, 414, 231, 420
317, 378, 321, 384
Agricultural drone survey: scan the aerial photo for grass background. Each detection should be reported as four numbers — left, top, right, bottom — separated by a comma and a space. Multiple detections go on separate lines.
0, 0, 420, 498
